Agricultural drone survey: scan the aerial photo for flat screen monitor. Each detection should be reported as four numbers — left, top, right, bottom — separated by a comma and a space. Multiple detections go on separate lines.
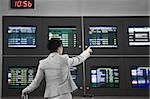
48, 26, 77, 47
88, 26, 117, 48
128, 27, 150, 46
70, 66, 77, 84
8, 66, 36, 88
70, 66, 82, 88
91, 66, 119, 88
8, 26, 36, 48
131, 67, 150, 88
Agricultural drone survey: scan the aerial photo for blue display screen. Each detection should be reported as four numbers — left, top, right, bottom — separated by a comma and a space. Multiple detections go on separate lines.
8, 26, 36, 48
89, 26, 117, 48
131, 67, 150, 88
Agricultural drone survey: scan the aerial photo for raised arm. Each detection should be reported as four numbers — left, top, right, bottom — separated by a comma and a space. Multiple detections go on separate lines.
67, 47, 92, 67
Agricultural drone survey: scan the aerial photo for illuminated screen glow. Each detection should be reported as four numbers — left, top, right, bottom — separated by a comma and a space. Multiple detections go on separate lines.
91, 66, 119, 88
8, 26, 36, 48
131, 67, 150, 88
128, 27, 150, 46
48, 26, 77, 47
8, 66, 36, 88
70, 66, 81, 87
70, 66, 77, 81
89, 26, 117, 48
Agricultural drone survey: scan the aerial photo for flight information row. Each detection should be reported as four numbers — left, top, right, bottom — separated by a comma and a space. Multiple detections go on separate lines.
7, 66, 150, 89
7, 25, 150, 48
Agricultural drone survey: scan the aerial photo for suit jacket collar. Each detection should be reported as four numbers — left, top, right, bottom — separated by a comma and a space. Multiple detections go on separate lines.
49, 52, 59, 57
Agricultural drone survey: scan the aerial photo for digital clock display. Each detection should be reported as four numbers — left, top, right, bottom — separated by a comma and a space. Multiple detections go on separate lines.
11, 0, 34, 9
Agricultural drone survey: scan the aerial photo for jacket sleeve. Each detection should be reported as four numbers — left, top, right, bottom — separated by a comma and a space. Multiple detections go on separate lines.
66, 50, 90, 67
22, 61, 44, 93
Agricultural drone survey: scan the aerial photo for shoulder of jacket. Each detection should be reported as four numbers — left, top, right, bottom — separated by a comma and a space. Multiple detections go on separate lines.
59, 54, 70, 61
39, 58, 49, 67
61, 54, 69, 58
58, 54, 69, 64
39, 58, 46, 63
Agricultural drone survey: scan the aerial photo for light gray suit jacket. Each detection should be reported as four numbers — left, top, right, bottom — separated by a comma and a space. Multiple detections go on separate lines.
22, 50, 90, 98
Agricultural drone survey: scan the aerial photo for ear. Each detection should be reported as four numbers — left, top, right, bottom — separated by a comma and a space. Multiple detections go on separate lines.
57, 46, 61, 51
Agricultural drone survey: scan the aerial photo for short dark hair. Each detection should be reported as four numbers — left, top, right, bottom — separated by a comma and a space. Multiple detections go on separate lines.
47, 38, 62, 53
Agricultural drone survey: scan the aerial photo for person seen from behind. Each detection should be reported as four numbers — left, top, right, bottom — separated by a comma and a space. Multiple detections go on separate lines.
21, 38, 93, 99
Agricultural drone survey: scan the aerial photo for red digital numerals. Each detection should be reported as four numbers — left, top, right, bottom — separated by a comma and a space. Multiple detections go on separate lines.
13, 0, 34, 8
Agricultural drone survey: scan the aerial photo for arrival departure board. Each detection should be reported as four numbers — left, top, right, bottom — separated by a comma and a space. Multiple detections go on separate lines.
48, 26, 77, 47
70, 66, 77, 83
91, 66, 119, 88
131, 66, 150, 88
8, 67, 36, 88
128, 27, 150, 46
89, 26, 117, 48
8, 26, 36, 48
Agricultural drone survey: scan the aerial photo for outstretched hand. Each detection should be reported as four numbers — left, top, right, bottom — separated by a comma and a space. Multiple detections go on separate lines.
85, 46, 93, 54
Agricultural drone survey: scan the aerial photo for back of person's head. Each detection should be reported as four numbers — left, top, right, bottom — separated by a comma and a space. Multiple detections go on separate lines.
47, 38, 62, 53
